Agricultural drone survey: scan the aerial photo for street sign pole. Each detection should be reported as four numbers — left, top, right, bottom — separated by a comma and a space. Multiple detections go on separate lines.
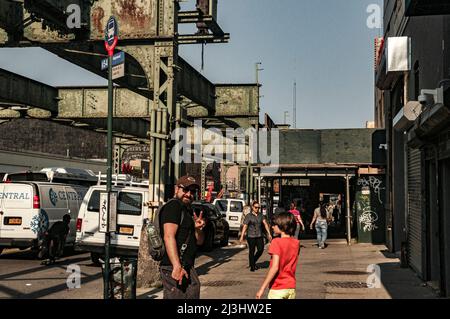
103, 16, 118, 300
103, 50, 113, 300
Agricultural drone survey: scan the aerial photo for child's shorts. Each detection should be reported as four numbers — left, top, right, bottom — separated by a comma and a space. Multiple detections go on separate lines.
268, 289, 296, 299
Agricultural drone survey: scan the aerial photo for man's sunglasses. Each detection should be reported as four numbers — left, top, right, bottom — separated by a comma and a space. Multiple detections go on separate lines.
179, 186, 198, 194
253, 205, 260, 209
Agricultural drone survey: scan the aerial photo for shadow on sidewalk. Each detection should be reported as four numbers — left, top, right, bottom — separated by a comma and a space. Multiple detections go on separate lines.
256, 261, 270, 269
196, 246, 246, 276
378, 262, 439, 299
379, 249, 399, 259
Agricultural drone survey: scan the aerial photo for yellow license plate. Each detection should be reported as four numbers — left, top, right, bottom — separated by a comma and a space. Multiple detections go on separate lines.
8, 218, 22, 225
119, 226, 133, 235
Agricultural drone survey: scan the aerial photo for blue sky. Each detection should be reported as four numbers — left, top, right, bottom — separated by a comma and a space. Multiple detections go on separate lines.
0, 0, 382, 129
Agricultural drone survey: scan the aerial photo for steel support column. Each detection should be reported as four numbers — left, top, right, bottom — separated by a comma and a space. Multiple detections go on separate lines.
346, 174, 352, 245
151, 41, 178, 202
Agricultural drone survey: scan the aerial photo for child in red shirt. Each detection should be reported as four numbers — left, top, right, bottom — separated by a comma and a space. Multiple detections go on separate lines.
256, 212, 300, 299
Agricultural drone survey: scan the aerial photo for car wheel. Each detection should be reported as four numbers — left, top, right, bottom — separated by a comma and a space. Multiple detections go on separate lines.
91, 252, 102, 265
203, 229, 215, 252
220, 231, 229, 247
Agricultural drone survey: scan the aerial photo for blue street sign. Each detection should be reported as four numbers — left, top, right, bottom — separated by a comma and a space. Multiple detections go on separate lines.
101, 51, 125, 71
105, 16, 118, 47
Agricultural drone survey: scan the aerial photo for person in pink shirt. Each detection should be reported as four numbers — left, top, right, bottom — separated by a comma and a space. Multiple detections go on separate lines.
288, 202, 305, 240
256, 212, 300, 299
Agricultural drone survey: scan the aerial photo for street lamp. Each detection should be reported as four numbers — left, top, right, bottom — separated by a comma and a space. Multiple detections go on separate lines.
247, 62, 264, 204
284, 111, 289, 125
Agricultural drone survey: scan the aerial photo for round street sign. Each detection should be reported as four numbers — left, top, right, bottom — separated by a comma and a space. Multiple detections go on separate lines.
104, 16, 118, 56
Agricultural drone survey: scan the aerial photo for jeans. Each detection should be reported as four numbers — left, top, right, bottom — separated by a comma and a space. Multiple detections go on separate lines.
294, 224, 301, 240
160, 265, 201, 299
315, 220, 328, 247
247, 237, 265, 269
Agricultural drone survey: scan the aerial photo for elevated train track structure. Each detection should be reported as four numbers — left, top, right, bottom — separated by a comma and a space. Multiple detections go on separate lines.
0, 0, 259, 202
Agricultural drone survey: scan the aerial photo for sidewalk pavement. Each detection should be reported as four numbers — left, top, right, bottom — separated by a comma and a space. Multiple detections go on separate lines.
138, 239, 439, 299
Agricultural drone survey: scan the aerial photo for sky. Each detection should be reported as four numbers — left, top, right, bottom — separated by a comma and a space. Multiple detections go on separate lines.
0, 0, 383, 129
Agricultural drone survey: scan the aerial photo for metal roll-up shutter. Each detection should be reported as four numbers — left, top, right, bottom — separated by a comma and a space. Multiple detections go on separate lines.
407, 147, 423, 275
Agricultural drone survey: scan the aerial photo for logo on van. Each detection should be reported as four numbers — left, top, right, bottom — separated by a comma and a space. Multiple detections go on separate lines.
49, 188, 58, 206
30, 210, 49, 235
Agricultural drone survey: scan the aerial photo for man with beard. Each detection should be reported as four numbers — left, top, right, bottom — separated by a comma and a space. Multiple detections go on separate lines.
159, 175, 206, 299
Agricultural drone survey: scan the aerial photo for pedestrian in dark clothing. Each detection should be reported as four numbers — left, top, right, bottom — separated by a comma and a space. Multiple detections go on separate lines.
41, 214, 71, 265
239, 200, 272, 271
159, 175, 206, 299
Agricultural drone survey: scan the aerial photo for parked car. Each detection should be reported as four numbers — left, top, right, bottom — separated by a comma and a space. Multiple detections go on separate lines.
192, 201, 230, 252
0, 181, 88, 257
213, 198, 246, 234
75, 182, 152, 263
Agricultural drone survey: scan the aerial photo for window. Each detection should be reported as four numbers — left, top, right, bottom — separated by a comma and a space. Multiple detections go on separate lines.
215, 200, 228, 212
210, 206, 223, 218
87, 190, 100, 212
117, 192, 142, 216
230, 201, 243, 212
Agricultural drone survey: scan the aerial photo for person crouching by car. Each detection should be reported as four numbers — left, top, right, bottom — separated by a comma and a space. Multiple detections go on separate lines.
41, 214, 71, 265
159, 175, 206, 299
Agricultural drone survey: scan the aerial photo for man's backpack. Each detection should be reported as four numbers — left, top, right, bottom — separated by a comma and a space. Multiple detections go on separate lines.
145, 198, 185, 261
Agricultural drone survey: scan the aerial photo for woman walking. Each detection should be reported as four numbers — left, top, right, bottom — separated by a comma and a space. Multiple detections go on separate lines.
310, 202, 330, 249
288, 202, 305, 240
240, 200, 272, 271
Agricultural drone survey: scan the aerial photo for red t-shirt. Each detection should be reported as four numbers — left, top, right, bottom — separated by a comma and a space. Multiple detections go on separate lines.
268, 237, 300, 290
288, 209, 301, 224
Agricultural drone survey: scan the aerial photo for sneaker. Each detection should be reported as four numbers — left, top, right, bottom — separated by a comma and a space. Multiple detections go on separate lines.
250, 268, 255, 272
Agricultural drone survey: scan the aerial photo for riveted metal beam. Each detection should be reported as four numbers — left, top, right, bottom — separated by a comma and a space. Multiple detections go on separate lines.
43, 42, 153, 99
57, 87, 152, 118
78, 118, 150, 139
177, 57, 215, 111
0, 68, 58, 114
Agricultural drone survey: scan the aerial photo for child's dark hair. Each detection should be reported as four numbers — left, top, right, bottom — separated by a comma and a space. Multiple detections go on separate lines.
271, 212, 297, 236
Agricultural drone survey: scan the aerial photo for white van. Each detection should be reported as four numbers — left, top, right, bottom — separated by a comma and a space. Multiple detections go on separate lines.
0, 182, 88, 256
75, 183, 152, 263
213, 198, 246, 233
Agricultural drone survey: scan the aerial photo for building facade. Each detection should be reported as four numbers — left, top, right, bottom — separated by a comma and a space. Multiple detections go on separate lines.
375, 0, 450, 296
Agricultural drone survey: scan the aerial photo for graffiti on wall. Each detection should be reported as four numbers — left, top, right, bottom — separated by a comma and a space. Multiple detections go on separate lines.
359, 207, 379, 232
357, 176, 385, 204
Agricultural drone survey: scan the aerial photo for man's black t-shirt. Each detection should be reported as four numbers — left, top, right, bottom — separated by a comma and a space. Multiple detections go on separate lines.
160, 199, 197, 268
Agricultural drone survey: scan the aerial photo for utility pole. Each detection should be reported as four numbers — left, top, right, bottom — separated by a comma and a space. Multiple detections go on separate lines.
293, 81, 297, 128
284, 111, 289, 125
250, 62, 263, 203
